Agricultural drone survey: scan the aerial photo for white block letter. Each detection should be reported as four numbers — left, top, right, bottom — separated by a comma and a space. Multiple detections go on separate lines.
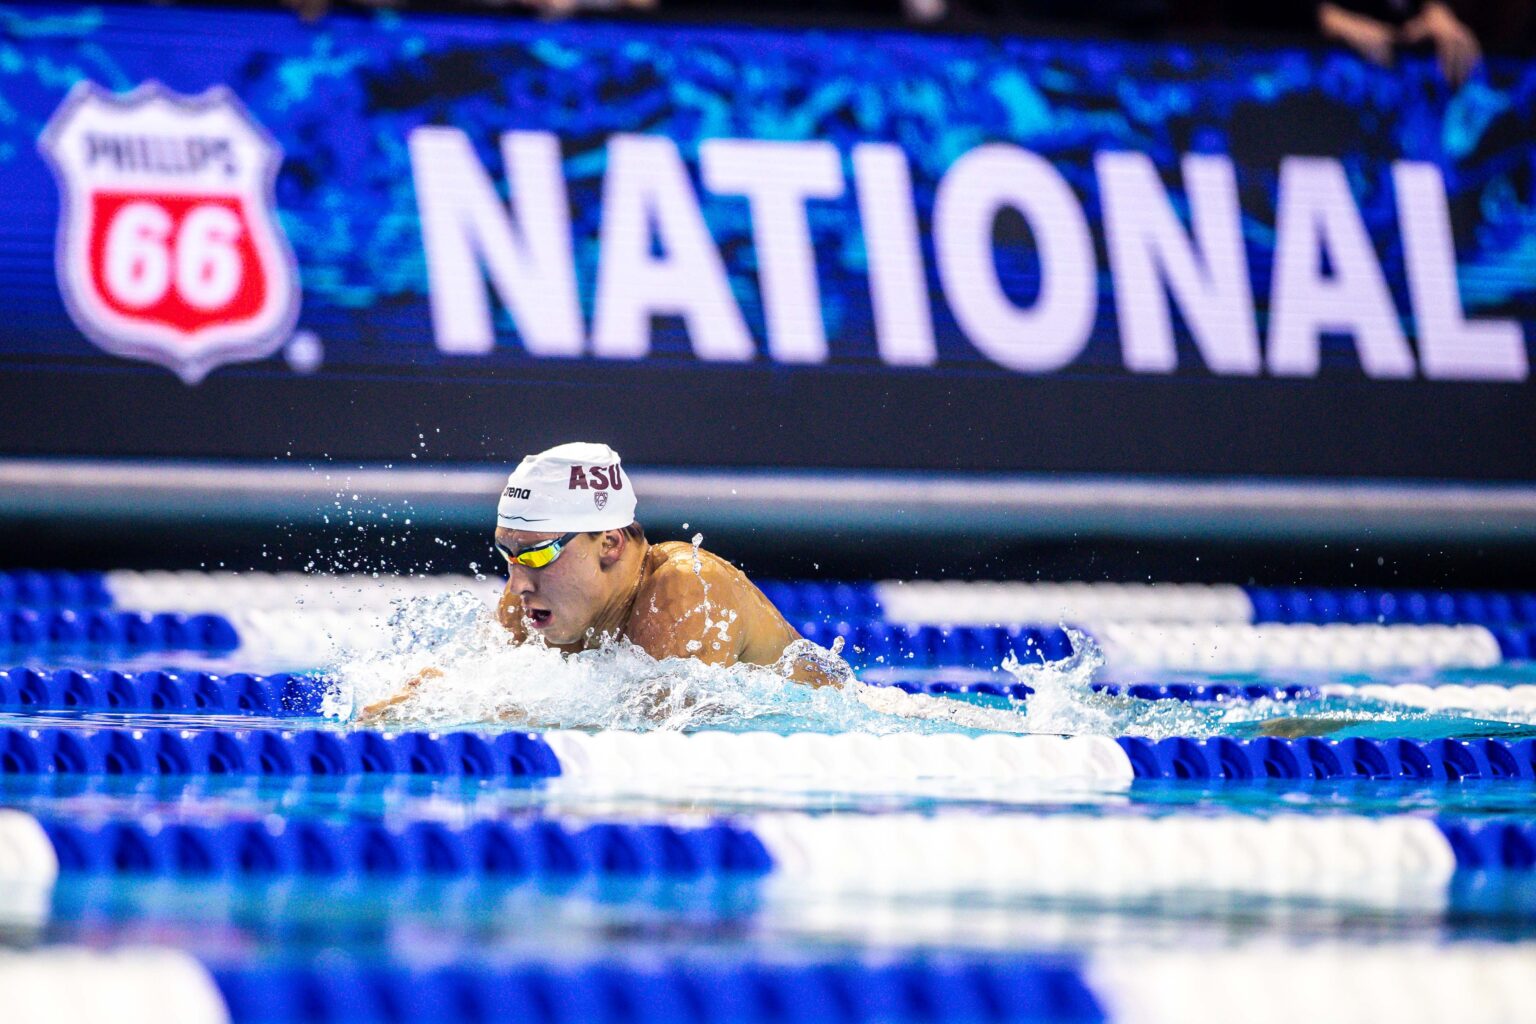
409, 127, 583, 356
1394, 161, 1527, 381
701, 139, 843, 364
1096, 151, 1260, 375
933, 144, 1095, 373
852, 143, 937, 366
1267, 157, 1414, 378
591, 135, 753, 362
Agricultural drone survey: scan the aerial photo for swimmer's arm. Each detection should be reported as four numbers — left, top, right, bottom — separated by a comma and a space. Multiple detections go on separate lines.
1256, 716, 1362, 739
738, 581, 845, 688
778, 646, 845, 688
355, 671, 554, 728
356, 666, 442, 724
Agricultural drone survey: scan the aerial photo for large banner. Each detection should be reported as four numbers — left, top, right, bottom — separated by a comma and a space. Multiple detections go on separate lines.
0, 3, 1533, 478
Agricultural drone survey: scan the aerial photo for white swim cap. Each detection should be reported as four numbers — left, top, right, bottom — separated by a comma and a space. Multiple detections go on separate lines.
496, 442, 637, 533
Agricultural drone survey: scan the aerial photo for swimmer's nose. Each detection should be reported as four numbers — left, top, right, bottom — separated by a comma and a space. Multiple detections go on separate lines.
507, 564, 537, 597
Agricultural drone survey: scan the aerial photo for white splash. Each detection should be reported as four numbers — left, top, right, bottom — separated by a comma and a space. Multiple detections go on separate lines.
321, 591, 1059, 734
320, 593, 1307, 738
998, 632, 1225, 739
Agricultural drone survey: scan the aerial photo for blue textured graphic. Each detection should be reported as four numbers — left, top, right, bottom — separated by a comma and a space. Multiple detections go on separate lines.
0, 2, 1530, 377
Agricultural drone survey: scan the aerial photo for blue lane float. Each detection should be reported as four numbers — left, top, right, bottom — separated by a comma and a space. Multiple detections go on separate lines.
0, 669, 1492, 720
1440, 820, 1536, 871
0, 668, 319, 716
1244, 586, 1536, 627
0, 666, 1305, 717
0, 720, 1532, 788
11, 606, 1535, 667
1117, 735, 1536, 783
0, 571, 111, 610
16, 607, 1536, 667
27, 804, 1536, 890
1492, 627, 1536, 661
881, 680, 1320, 703
211, 958, 1104, 1024
33, 809, 1536, 880
0, 610, 239, 654
1091, 683, 1319, 702
13, 571, 1536, 630
40, 816, 773, 880
0, 725, 561, 779
814, 623, 1076, 668
758, 580, 883, 623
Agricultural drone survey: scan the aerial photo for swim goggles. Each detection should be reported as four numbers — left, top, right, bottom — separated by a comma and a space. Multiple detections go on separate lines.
495, 532, 578, 570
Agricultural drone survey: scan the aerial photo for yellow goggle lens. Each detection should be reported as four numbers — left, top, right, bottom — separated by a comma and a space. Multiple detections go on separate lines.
497, 533, 575, 570
512, 544, 561, 569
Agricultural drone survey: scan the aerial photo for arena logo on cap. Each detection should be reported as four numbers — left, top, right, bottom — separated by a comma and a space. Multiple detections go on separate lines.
39, 81, 300, 384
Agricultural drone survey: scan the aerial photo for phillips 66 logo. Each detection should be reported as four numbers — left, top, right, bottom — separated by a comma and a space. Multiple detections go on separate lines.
39, 82, 300, 384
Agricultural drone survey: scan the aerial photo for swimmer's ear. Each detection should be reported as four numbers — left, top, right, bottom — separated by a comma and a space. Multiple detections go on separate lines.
595, 528, 626, 566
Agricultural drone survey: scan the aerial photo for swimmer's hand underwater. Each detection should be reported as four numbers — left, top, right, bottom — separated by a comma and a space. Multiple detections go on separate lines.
357, 666, 439, 724
357, 666, 551, 727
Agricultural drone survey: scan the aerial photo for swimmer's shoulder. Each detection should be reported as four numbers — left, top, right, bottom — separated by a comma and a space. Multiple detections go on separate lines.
642, 541, 734, 592
634, 541, 801, 665
644, 541, 756, 589
644, 543, 793, 630
649, 540, 695, 565
632, 543, 768, 623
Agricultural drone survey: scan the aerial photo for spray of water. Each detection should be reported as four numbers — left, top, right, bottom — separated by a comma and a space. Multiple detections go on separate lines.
323, 590, 995, 733
321, 590, 1306, 738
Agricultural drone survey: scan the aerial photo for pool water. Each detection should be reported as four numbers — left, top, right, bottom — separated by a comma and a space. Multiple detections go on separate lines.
3, 572, 1536, 1023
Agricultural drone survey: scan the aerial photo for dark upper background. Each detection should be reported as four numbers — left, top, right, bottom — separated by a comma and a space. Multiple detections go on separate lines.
3, 0, 1533, 583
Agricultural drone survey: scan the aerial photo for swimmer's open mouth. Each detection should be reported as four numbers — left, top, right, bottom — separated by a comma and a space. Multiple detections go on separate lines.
527, 608, 553, 629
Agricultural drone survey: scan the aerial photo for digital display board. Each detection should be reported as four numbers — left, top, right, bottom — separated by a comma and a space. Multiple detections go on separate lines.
0, 3, 1532, 479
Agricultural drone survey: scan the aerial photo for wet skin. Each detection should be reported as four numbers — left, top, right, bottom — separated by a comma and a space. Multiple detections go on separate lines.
359, 527, 833, 722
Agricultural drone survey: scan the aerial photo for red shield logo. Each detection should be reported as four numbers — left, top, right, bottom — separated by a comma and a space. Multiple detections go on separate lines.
39, 82, 300, 383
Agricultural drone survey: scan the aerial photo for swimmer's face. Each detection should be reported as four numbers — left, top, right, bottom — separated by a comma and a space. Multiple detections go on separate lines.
495, 527, 615, 644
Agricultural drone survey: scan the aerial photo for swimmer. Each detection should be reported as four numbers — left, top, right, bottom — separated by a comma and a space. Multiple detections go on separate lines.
360, 442, 842, 722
